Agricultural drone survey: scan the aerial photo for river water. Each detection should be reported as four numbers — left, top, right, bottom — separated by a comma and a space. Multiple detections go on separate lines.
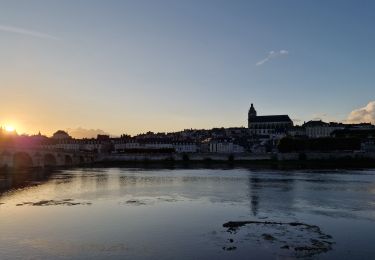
1, 167, 375, 259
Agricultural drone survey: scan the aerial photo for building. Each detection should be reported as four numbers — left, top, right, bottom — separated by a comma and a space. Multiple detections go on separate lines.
288, 125, 306, 137
361, 140, 375, 152
303, 120, 344, 138
206, 138, 245, 153
248, 103, 293, 135
43, 135, 111, 153
172, 142, 198, 153
113, 139, 140, 152
224, 127, 249, 137
331, 128, 375, 139
113, 138, 198, 154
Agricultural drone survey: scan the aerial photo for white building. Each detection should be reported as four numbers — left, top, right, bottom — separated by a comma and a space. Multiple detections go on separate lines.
208, 138, 245, 153
173, 142, 198, 153
303, 120, 344, 138
288, 126, 306, 137
143, 142, 173, 149
43, 138, 108, 153
113, 139, 198, 153
113, 140, 140, 152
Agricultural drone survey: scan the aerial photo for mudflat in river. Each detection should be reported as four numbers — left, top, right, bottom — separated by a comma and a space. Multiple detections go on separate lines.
1, 167, 375, 259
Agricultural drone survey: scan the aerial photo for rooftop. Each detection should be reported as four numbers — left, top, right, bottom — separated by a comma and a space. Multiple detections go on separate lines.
249, 115, 292, 123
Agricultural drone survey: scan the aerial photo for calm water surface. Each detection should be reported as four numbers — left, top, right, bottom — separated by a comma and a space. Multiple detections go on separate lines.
1, 167, 375, 259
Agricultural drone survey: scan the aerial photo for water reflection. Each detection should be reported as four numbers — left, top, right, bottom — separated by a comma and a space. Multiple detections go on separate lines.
0, 168, 55, 194
2, 168, 375, 219
246, 172, 297, 219
248, 175, 260, 216
0, 167, 375, 259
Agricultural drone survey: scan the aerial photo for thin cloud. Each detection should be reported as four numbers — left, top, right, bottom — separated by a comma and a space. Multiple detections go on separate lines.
0, 24, 59, 40
310, 112, 344, 123
66, 127, 110, 139
312, 113, 328, 121
256, 50, 289, 66
346, 101, 375, 124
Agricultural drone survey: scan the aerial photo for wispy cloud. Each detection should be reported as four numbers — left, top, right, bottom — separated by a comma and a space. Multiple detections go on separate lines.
256, 50, 289, 66
66, 127, 110, 139
346, 101, 375, 124
311, 112, 345, 123
312, 113, 328, 121
0, 24, 59, 40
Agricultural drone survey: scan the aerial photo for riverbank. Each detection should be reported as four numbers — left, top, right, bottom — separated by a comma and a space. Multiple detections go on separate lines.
93, 151, 375, 169
2, 152, 375, 171
93, 157, 375, 170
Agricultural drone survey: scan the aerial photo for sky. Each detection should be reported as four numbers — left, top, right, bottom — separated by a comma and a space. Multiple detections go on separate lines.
0, 0, 374, 137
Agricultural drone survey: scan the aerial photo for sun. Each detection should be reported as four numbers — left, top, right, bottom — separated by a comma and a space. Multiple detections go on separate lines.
4, 125, 15, 132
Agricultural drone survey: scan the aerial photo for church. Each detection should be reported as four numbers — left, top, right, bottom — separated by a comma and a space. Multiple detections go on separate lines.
248, 104, 293, 135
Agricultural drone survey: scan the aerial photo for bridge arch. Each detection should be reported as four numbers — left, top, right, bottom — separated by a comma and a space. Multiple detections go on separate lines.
79, 156, 85, 164
65, 154, 73, 165
13, 152, 33, 168
44, 153, 57, 167
0, 150, 11, 167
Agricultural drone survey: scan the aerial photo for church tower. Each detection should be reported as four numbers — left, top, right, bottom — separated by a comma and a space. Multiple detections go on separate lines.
248, 103, 257, 118
248, 103, 257, 128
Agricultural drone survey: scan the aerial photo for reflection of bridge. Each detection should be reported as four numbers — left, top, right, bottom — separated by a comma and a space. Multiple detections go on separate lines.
0, 147, 96, 168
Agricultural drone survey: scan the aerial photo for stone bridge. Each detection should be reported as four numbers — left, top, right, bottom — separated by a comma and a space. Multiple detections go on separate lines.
0, 146, 96, 168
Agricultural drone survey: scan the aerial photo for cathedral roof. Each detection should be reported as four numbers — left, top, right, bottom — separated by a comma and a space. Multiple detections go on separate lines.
249, 115, 292, 123
302, 120, 329, 127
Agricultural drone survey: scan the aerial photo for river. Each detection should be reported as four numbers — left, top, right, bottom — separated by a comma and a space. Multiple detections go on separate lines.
1, 167, 375, 259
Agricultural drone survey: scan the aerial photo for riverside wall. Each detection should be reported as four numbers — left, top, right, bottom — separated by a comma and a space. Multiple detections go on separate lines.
97, 153, 272, 162
277, 151, 375, 161
97, 151, 375, 163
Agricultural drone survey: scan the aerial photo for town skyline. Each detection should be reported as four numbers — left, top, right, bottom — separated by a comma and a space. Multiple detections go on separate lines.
1, 101, 374, 138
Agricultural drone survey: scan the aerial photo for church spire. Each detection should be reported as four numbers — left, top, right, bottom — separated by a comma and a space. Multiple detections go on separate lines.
249, 103, 257, 117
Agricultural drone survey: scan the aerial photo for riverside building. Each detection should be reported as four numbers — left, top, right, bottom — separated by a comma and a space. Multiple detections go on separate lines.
247, 103, 293, 135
